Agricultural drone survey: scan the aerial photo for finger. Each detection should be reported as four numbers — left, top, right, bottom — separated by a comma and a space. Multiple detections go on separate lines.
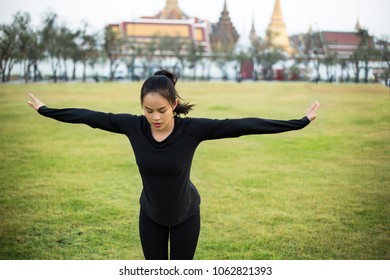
29, 93, 36, 104
27, 100, 37, 110
312, 101, 320, 113
309, 101, 320, 113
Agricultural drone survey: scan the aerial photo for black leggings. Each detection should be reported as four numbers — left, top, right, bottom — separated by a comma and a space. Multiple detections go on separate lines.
139, 210, 200, 260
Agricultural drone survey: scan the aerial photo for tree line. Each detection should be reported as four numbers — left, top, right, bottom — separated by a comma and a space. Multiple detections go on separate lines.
1, 11, 389, 84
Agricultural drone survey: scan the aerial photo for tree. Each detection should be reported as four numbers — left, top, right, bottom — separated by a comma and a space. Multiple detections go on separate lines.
249, 38, 262, 80
212, 51, 233, 80
41, 12, 62, 82
68, 25, 86, 81
103, 27, 125, 81
322, 51, 337, 82
350, 50, 363, 83
156, 36, 175, 69
57, 25, 81, 81
252, 43, 285, 80
376, 36, 390, 85
79, 30, 99, 82
186, 43, 204, 80
12, 12, 44, 83
250, 31, 286, 80
351, 28, 377, 83
138, 39, 158, 79
0, 23, 17, 82
233, 50, 250, 81
338, 58, 350, 82
169, 37, 187, 76
123, 38, 138, 81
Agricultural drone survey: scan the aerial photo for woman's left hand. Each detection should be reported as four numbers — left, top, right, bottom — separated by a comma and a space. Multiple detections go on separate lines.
28, 93, 45, 111
306, 101, 320, 121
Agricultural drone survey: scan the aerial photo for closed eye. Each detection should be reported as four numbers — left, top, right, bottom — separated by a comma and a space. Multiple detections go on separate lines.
144, 106, 167, 113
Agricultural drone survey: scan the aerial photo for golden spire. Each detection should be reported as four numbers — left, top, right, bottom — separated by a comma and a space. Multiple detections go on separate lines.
271, 0, 284, 22
159, 0, 184, 19
266, 0, 291, 53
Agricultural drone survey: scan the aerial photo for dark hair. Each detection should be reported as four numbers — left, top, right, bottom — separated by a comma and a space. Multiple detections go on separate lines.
140, 70, 194, 116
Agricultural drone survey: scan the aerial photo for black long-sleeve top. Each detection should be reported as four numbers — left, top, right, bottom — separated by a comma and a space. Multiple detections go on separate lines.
38, 106, 310, 226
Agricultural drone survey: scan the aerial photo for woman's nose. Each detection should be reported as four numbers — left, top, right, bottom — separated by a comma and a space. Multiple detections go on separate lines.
152, 113, 160, 120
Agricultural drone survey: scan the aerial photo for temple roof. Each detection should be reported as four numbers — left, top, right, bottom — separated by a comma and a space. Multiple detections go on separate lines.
210, 0, 239, 52
321, 31, 361, 46
154, 0, 189, 20
105, 1, 212, 53
289, 29, 374, 59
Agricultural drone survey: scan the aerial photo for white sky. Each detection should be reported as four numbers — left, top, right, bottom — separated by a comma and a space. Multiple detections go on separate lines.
0, 0, 389, 41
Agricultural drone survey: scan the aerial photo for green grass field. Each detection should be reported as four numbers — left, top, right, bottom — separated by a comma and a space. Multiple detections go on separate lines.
0, 81, 389, 260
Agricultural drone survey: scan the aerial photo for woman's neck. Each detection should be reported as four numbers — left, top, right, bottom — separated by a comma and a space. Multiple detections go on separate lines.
151, 117, 175, 142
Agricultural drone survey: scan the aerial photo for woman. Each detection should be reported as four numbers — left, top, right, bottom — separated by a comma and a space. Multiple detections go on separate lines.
28, 70, 320, 260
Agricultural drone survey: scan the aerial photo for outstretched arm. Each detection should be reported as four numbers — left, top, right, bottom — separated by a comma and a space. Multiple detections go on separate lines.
27, 93, 125, 134
192, 101, 320, 141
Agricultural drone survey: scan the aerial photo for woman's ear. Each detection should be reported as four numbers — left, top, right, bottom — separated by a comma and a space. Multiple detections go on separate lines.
172, 99, 179, 110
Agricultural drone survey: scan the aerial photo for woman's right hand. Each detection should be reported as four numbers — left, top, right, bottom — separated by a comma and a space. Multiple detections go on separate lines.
28, 93, 45, 111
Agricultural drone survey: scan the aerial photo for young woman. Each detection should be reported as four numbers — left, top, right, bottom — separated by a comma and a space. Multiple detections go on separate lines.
28, 70, 320, 260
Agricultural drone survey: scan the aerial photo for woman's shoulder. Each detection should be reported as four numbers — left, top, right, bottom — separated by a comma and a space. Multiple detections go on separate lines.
110, 113, 146, 129
177, 116, 218, 135
111, 113, 143, 121
179, 116, 219, 126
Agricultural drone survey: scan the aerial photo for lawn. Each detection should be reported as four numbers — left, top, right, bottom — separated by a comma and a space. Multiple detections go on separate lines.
0, 81, 389, 260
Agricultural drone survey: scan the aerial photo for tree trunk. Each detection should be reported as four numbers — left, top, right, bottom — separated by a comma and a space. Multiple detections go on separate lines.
363, 62, 369, 83
82, 61, 87, 82
23, 60, 29, 84
72, 61, 77, 80
63, 59, 69, 81
6, 59, 16, 82
33, 63, 38, 81
53, 70, 57, 83
1, 59, 8, 82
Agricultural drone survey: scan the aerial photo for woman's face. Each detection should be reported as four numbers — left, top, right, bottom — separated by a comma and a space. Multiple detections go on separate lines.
142, 93, 177, 132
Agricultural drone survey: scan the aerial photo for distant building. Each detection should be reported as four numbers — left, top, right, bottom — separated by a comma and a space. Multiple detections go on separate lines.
108, 0, 211, 54
154, 0, 189, 20
290, 27, 374, 59
209, 0, 239, 53
107, 0, 240, 56
320, 31, 362, 58
265, 0, 292, 54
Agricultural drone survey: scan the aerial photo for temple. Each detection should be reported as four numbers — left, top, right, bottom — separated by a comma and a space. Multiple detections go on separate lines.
154, 0, 189, 20
289, 15, 372, 60
108, 0, 211, 54
265, 0, 292, 53
209, 0, 239, 53
107, 0, 240, 55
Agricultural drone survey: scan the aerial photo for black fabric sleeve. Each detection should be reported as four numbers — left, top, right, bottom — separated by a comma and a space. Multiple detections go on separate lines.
37, 106, 124, 134
190, 116, 311, 141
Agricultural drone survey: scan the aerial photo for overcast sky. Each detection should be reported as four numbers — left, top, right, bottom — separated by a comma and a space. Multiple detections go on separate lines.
1, 0, 389, 40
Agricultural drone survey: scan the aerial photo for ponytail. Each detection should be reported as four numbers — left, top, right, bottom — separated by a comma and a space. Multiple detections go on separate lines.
154, 70, 178, 85
140, 70, 194, 116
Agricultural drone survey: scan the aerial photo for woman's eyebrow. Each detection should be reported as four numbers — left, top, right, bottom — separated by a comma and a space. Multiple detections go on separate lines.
144, 106, 167, 110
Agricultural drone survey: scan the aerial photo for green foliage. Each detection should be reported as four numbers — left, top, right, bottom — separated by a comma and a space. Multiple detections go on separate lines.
0, 82, 389, 260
